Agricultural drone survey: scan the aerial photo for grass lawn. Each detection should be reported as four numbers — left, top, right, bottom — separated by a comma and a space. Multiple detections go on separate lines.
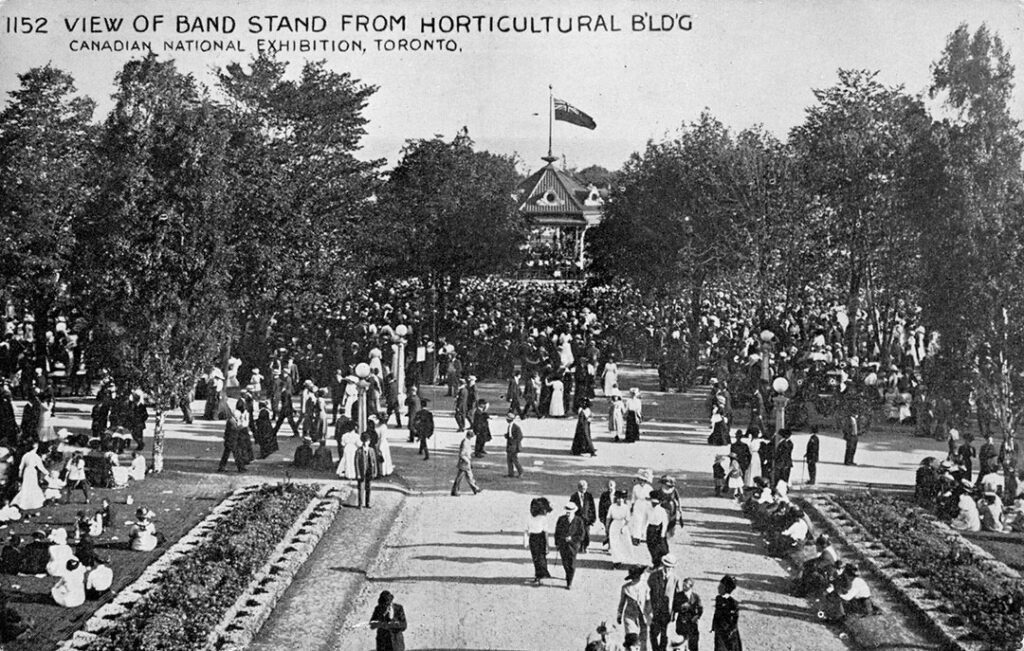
1, 471, 234, 651
963, 529, 1024, 573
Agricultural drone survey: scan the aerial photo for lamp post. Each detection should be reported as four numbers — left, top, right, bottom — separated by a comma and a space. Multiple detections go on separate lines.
394, 324, 408, 416
355, 362, 371, 434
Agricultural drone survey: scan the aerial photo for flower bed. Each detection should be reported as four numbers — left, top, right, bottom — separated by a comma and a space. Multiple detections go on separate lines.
836, 492, 1024, 650
85, 483, 320, 651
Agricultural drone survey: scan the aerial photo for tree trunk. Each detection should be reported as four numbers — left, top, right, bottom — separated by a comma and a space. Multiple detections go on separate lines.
151, 409, 166, 473
846, 264, 863, 357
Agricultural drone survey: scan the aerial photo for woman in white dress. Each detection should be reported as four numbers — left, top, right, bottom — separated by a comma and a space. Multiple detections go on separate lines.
629, 469, 653, 544
12, 441, 47, 512
602, 358, 619, 397
36, 392, 58, 443
608, 395, 625, 437
46, 528, 77, 577
744, 431, 762, 488
606, 490, 635, 566
376, 421, 394, 476
225, 355, 242, 390
547, 376, 565, 418
337, 427, 360, 479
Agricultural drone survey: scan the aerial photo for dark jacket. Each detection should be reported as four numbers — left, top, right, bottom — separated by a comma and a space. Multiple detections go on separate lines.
370, 602, 407, 651
355, 446, 378, 481
505, 421, 523, 454
569, 491, 597, 526
805, 435, 820, 462
554, 514, 587, 553
775, 438, 794, 470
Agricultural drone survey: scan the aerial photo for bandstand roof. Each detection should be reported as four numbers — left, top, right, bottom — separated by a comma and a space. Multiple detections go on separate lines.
516, 158, 605, 227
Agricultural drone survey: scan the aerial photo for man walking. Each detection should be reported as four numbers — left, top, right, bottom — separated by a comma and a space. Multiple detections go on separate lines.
554, 502, 586, 590
451, 430, 482, 496
773, 428, 794, 486
505, 369, 525, 417
354, 432, 378, 509
505, 411, 524, 478
413, 401, 434, 460
569, 480, 597, 553
673, 577, 703, 651
405, 386, 421, 443
453, 377, 468, 432
648, 553, 682, 651
272, 382, 299, 437
842, 413, 859, 466
805, 426, 820, 485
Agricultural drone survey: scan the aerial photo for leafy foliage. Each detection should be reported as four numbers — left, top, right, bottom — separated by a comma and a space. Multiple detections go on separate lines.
86, 483, 318, 651
838, 492, 1024, 649
0, 65, 95, 329
74, 55, 236, 469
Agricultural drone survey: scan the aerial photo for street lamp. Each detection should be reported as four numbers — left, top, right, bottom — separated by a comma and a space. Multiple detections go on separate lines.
355, 362, 371, 434
772, 376, 789, 432
394, 324, 409, 416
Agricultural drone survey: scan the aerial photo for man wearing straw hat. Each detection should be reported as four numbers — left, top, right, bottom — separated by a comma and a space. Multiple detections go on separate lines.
648, 553, 682, 651
554, 502, 587, 590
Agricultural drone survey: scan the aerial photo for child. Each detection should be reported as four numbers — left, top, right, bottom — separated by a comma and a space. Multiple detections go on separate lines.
713, 455, 727, 496
128, 452, 146, 481
43, 469, 65, 505
727, 453, 744, 500
99, 501, 115, 532
74, 511, 90, 543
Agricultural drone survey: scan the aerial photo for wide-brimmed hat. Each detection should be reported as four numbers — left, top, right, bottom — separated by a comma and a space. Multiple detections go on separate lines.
564, 503, 578, 512
661, 553, 677, 567
660, 475, 675, 486
636, 468, 653, 482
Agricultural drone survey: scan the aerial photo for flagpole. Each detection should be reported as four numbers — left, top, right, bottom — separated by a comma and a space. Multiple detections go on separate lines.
547, 85, 553, 161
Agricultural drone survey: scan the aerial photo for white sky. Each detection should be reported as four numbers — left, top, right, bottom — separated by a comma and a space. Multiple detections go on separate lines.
1, 0, 1022, 173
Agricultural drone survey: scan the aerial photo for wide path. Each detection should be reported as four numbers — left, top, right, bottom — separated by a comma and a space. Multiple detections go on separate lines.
315, 366, 948, 651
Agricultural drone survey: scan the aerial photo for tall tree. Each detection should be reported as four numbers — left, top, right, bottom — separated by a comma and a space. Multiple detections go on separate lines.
790, 70, 931, 358
918, 24, 1024, 433
75, 54, 236, 472
216, 55, 382, 369
0, 65, 95, 345
589, 112, 749, 364
375, 128, 524, 334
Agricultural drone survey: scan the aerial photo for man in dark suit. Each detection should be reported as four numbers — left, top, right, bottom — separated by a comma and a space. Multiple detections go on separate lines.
354, 432, 379, 508
413, 402, 434, 460
453, 378, 468, 432
673, 577, 703, 651
504, 411, 524, 477
218, 410, 248, 473
842, 413, 859, 466
505, 369, 525, 416
773, 428, 794, 486
370, 589, 407, 651
554, 502, 587, 589
405, 386, 421, 443
805, 426, 820, 485
569, 480, 597, 553
272, 383, 299, 437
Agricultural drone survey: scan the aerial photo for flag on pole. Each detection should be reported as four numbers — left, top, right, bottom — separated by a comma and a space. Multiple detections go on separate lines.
553, 98, 597, 130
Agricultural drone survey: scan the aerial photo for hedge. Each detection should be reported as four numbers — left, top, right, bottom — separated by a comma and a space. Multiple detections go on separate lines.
86, 483, 320, 651
837, 492, 1024, 650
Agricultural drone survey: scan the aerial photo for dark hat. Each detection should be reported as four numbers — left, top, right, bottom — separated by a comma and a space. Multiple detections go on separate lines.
720, 574, 737, 592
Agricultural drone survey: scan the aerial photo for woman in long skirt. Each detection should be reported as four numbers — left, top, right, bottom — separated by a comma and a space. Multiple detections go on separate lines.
376, 421, 394, 476
571, 404, 596, 456
712, 575, 743, 651
608, 394, 625, 440
253, 402, 278, 458
337, 428, 359, 479
525, 497, 552, 583
602, 357, 619, 397
629, 470, 653, 545
36, 392, 58, 443
744, 429, 761, 488
606, 491, 635, 566
617, 565, 650, 650
547, 376, 565, 418
624, 389, 643, 443
12, 442, 47, 512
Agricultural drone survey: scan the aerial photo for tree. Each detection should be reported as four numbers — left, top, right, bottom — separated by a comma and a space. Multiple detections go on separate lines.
0, 65, 95, 345
375, 128, 524, 333
216, 54, 382, 372
918, 24, 1024, 434
75, 54, 236, 472
588, 112, 749, 365
576, 164, 616, 189
790, 70, 931, 358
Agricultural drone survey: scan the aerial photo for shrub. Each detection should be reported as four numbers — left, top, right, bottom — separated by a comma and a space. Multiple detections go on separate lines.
86, 483, 319, 651
837, 492, 1024, 650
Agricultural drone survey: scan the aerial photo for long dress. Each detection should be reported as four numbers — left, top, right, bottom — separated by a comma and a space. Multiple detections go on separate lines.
618, 579, 650, 650
629, 483, 652, 542
37, 401, 58, 442
571, 409, 595, 455
602, 363, 619, 396
607, 502, 635, 564
378, 425, 394, 476
548, 381, 565, 418
744, 439, 760, 487
625, 398, 642, 442
337, 429, 359, 479
712, 594, 743, 651
12, 449, 46, 511
609, 400, 625, 435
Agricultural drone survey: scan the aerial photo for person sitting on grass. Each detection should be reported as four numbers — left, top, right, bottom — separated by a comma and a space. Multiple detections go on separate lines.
105, 452, 129, 488
42, 468, 65, 505
19, 531, 49, 575
311, 438, 335, 472
45, 528, 76, 578
129, 508, 159, 552
950, 480, 982, 532
794, 534, 840, 597
76, 535, 112, 599
100, 498, 115, 529
0, 586, 31, 641
0, 500, 21, 524
293, 437, 314, 469
51, 558, 86, 608
770, 505, 810, 555
0, 536, 21, 575
128, 451, 146, 482
979, 491, 1006, 533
